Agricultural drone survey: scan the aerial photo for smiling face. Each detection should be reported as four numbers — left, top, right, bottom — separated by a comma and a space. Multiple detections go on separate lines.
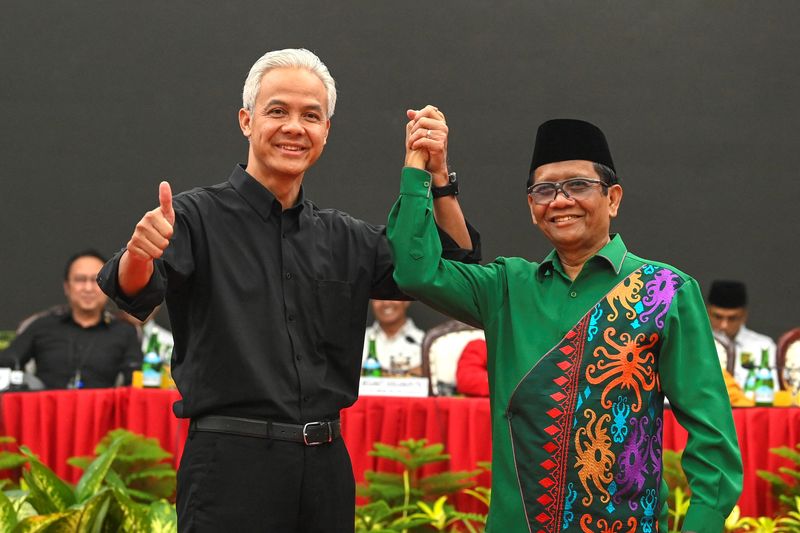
528, 160, 622, 258
239, 67, 331, 184
63, 256, 107, 318
371, 300, 410, 331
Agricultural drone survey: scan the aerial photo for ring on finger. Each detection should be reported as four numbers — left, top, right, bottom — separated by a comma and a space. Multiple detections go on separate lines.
426, 130, 432, 138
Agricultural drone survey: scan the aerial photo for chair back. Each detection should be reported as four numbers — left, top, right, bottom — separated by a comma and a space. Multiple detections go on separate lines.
421, 320, 485, 396
777, 327, 800, 390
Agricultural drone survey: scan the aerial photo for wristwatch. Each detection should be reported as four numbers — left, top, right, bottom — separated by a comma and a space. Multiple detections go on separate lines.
431, 171, 459, 198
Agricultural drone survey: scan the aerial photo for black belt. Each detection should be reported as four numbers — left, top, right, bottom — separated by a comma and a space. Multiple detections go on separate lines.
190, 415, 341, 446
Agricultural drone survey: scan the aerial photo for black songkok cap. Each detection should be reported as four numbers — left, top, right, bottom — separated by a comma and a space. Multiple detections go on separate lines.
708, 280, 748, 308
529, 119, 615, 184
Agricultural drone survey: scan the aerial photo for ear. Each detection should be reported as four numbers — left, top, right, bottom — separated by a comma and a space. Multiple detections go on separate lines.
323, 119, 331, 144
607, 184, 623, 218
527, 194, 539, 225
63, 281, 70, 298
239, 108, 252, 138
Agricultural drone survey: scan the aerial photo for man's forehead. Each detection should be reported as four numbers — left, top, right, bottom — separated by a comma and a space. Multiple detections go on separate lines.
256, 68, 327, 105
533, 159, 599, 181
708, 305, 746, 317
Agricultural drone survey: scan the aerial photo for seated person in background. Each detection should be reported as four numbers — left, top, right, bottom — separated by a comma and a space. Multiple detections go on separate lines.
0, 250, 142, 389
362, 299, 424, 374
455, 338, 489, 397
707, 279, 777, 388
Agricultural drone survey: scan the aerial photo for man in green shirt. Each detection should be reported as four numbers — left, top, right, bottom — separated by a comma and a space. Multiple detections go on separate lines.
388, 118, 742, 532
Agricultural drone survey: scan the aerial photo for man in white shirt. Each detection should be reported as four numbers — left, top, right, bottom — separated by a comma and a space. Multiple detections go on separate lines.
707, 279, 777, 388
362, 300, 424, 374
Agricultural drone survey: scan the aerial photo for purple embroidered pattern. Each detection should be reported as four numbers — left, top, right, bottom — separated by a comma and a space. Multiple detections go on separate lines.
613, 416, 652, 511
638, 268, 679, 329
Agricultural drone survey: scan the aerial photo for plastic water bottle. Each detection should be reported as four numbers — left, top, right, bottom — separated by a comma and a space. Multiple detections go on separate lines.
142, 333, 162, 388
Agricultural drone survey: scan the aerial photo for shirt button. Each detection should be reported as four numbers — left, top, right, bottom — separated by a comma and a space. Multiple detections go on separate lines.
570, 291, 578, 298
285, 272, 292, 280
296, 354, 302, 361
303, 396, 310, 403
423, 181, 430, 187
287, 314, 295, 322
281, 232, 286, 239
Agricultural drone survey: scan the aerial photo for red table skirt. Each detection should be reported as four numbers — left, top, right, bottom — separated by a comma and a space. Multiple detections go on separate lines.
1, 388, 797, 517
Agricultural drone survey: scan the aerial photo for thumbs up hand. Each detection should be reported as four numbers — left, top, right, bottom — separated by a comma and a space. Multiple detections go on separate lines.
126, 181, 176, 262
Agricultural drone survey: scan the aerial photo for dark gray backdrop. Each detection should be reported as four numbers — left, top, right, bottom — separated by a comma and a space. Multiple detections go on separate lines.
2, 1, 798, 339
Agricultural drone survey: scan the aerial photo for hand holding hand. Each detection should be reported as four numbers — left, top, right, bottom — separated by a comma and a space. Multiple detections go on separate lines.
405, 105, 450, 186
126, 181, 175, 262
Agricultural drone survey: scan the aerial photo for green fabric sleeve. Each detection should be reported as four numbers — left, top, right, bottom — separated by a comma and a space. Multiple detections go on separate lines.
659, 278, 743, 532
387, 167, 502, 328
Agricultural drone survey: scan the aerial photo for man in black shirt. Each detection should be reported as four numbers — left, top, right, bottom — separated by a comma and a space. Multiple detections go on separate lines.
97, 48, 478, 532
1, 250, 141, 389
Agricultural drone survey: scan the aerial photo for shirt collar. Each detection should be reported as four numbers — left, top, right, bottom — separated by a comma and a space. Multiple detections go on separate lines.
536, 234, 628, 280
62, 310, 111, 328
228, 164, 310, 226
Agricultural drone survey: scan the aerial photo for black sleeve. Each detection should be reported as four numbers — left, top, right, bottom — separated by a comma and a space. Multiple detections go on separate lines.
0, 322, 37, 370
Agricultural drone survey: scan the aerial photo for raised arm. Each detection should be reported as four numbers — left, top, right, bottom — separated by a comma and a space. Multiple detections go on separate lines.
118, 181, 175, 297
406, 106, 472, 251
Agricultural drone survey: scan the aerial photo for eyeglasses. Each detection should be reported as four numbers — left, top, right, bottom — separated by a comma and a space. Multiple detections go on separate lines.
526, 177, 609, 205
68, 275, 98, 286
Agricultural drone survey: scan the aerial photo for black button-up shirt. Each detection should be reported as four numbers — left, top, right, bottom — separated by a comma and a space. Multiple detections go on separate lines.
0, 308, 142, 389
98, 165, 479, 423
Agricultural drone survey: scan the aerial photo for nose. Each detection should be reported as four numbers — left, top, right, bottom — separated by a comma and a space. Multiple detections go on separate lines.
548, 188, 574, 207
281, 114, 304, 135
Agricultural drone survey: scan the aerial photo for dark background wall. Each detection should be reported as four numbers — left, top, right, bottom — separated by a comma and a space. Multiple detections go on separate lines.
2, 1, 798, 339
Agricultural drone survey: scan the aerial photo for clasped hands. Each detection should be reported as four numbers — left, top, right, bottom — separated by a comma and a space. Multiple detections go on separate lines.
405, 105, 450, 188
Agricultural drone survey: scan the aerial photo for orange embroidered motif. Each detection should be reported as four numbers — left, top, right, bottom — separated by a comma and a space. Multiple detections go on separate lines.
605, 271, 644, 322
574, 408, 615, 506
586, 328, 659, 412
579, 514, 638, 533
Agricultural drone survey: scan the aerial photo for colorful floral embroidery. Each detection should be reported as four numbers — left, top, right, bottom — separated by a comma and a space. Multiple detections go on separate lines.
639, 268, 679, 329
613, 416, 652, 510
586, 328, 659, 412
579, 514, 638, 533
605, 270, 643, 322
508, 265, 682, 529
611, 396, 631, 443
575, 409, 615, 506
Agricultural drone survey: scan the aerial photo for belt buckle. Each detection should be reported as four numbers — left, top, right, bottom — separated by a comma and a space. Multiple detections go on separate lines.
303, 421, 332, 446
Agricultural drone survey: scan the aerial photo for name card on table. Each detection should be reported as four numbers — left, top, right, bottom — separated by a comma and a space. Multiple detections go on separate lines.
358, 377, 429, 398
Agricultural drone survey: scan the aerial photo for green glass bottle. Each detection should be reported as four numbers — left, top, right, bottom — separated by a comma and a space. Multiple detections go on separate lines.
754, 348, 775, 407
742, 352, 756, 402
362, 334, 382, 377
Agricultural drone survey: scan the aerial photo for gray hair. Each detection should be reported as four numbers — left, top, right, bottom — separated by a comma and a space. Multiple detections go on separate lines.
242, 48, 337, 119
593, 163, 618, 186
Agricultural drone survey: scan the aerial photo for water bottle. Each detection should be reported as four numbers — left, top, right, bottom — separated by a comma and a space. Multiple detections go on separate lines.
362, 334, 382, 377
142, 333, 162, 388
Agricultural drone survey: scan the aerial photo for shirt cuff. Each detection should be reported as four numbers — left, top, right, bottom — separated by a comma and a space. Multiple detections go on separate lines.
400, 167, 433, 198
682, 502, 726, 533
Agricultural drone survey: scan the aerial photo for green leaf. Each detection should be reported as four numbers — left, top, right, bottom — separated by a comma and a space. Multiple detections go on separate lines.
12, 511, 79, 533
0, 451, 29, 471
147, 500, 177, 533
0, 489, 18, 530
17, 449, 76, 514
0, 437, 17, 445
75, 438, 123, 503
74, 490, 113, 533
65, 457, 93, 470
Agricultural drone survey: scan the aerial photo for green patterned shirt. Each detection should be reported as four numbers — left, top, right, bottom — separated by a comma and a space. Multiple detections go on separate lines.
387, 167, 742, 532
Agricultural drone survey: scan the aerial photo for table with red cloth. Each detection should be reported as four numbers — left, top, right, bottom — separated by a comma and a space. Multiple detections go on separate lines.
1, 388, 798, 518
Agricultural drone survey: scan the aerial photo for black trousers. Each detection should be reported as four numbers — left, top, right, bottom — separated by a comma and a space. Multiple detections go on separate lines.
176, 429, 355, 532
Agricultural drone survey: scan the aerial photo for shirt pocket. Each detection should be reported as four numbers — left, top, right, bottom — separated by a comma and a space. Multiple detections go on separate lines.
315, 279, 352, 350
